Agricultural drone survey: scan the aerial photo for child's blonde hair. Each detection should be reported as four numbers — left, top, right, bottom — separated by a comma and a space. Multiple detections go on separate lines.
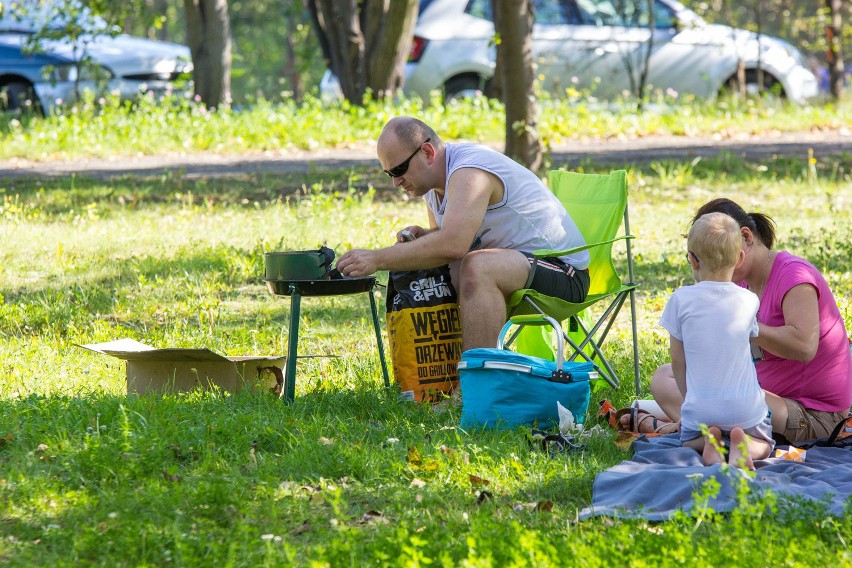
687, 212, 742, 272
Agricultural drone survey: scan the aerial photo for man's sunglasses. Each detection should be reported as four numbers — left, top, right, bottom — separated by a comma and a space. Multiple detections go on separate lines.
383, 138, 430, 178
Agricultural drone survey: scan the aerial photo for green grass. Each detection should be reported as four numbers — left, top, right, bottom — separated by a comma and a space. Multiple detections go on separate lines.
1, 100, 852, 565
1, 91, 850, 160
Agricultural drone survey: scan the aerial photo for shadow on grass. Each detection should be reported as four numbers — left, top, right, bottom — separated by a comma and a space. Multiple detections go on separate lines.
0, 245, 384, 340
4, 153, 850, 216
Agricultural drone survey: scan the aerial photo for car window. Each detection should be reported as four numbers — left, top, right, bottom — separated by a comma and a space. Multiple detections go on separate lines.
465, 0, 587, 25
465, 0, 493, 21
575, 0, 676, 29
534, 0, 586, 25
534, 0, 565, 24
0, 1, 109, 33
419, 0, 437, 16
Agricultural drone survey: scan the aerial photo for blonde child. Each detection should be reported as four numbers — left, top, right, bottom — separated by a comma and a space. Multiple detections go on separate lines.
661, 212, 774, 469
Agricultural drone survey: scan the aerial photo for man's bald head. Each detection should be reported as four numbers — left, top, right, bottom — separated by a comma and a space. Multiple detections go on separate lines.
379, 117, 440, 149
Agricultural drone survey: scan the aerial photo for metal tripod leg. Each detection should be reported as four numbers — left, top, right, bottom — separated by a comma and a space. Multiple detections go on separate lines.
282, 284, 301, 403
368, 289, 390, 388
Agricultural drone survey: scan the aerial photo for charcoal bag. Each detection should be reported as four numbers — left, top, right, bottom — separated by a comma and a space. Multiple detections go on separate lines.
386, 266, 462, 402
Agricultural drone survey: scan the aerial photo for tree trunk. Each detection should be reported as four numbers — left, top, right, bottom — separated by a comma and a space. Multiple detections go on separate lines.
282, 10, 303, 101
635, 0, 656, 110
363, 0, 417, 98
306, 0, 417, 103
825, 0, 844, 100
490, 0, 504, 102
493, 0, 540, 171
183, 0, 232, 109
754, 2, 764, 91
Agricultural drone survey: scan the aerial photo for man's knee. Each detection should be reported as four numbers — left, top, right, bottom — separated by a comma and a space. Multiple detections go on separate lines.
459, 249, 529, 295
459, 249, 498, 275
458, 251, 498, 294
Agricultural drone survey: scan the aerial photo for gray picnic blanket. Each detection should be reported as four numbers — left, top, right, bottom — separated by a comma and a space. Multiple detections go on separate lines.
579, 434, 852, 521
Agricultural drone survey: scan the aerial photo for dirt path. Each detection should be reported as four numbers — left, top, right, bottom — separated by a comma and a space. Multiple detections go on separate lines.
1, 130, 849, 180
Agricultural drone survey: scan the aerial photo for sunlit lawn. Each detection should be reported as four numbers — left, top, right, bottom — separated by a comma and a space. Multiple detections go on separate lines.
0, 101, 851, 565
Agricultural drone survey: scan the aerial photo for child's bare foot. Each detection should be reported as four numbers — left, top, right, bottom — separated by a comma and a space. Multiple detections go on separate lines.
728, 427, 755, 470
702, 426, 724, 466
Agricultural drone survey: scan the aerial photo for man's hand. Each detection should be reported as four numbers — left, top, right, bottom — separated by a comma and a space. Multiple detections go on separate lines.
396, 225, 430, 243
336, 249, 380, 277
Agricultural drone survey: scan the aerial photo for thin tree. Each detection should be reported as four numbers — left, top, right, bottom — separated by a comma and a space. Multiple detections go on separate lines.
183, 0, 232, 108
492, 0, 540, 171
632, 0, 656, 110
825, 0, 844, 99
306, 0, 417, 103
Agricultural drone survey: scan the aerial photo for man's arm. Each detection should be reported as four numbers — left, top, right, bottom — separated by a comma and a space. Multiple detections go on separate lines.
337, 168, 498, 276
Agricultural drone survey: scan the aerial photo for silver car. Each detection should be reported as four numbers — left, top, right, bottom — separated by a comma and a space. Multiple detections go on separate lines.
323, 0, 819, 103
0, 3, 192, 114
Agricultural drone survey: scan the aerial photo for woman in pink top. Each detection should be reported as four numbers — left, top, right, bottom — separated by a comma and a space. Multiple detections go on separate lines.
639, 198, 852, 443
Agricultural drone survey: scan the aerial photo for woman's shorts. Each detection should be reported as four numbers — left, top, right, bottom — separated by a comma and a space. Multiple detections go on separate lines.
521, 253, 590, 303
780, 398, 851, 443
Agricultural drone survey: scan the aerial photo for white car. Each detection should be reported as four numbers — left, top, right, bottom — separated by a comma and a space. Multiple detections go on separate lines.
0, 2, 192, 114
323, 0, 819, 103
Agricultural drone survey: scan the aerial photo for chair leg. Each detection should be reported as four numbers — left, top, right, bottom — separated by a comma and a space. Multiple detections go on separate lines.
628, 287, 642, 398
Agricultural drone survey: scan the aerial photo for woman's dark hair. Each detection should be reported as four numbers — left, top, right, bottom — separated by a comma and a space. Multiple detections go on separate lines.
692, 198, 776, 249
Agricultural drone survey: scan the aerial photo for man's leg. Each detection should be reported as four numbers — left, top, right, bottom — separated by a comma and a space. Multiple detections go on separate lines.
457, 249, 530, 350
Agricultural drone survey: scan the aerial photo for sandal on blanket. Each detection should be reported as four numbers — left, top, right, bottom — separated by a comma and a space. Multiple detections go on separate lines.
598, 400, 680, 435
634, 413, 679, 435
597, 400, 642, 431
614, 407, 679, 435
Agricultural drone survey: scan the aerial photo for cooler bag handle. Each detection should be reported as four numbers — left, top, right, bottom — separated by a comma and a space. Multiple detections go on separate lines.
497, 315, 570, 383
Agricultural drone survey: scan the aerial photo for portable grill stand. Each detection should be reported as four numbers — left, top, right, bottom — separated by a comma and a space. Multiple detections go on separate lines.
266, 277, 390, 402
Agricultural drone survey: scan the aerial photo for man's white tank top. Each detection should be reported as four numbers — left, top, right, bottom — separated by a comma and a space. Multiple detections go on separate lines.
424, 143, 589, 269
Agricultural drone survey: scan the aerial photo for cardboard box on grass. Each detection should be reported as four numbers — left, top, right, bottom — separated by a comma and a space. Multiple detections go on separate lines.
79, 338, 285, 395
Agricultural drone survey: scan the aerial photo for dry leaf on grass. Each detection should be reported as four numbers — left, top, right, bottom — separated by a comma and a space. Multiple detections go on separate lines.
290, 522, 311, 536
469, 474, 491, 486
406, 446, 421, 465
356, 510, 388, 525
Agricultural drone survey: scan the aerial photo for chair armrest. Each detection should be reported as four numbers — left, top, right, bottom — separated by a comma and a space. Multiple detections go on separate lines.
531, 234, 634, 258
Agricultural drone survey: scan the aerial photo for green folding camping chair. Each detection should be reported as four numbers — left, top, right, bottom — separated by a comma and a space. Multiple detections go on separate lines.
504, 169, 640, 395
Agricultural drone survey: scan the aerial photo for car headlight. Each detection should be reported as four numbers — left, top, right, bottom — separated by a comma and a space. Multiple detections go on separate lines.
47, 62, 114, 83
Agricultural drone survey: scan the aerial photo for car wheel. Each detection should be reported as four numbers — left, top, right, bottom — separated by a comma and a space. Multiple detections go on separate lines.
723, 70, 785, 99
443, 75, 490, 102
0, 81, 43, 115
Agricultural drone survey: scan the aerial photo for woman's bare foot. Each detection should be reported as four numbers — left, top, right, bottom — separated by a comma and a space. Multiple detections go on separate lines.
702, 426, 725, 466
728, 427, 755, 470
617, 409, 680, 434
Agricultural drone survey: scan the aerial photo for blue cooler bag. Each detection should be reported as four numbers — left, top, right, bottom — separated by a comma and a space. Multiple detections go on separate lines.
458, 316, 596, 429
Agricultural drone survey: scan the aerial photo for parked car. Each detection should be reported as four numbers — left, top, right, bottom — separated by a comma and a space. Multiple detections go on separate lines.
0, 4, 192, 114
322, 0, 819, 103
